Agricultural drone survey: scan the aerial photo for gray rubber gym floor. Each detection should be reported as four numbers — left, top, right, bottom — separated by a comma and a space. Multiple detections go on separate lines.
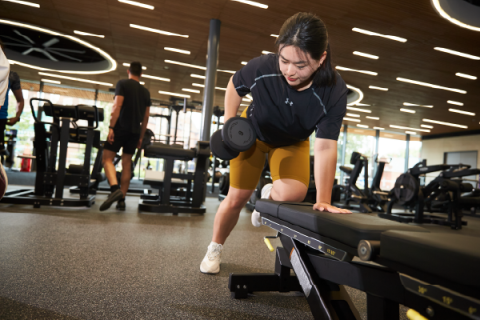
0, 186, 411, 320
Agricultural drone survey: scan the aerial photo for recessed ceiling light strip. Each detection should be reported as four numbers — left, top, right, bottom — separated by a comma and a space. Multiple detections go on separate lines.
74, 30, 104, 38
192, 83, 227, 91
400, 108, 415, 114
2, 0, 39, 7
343, 117, 361, 122
389, 125, 430, 132
142, 74, 170, 82
448, 108, 475, 116
369, 85, 388, 91
353, 51, 379, 59
421, 124, 433, 129
232, 0, 268, 9
336, 66, 377, 76
41, 79, 61, 84
403, 102, 433, 108
118, 0, 154, 10
447, 100, 463, 106
164, 47, 190, 55
165, 60, 234, 74
422, 119, 467, 129
38, 72, 113, 86
182, 88, 200, 94
396, 77, 466, 94
352, 27, 407, 42
366, 116, 379, 120
434, 47, 480, 60
455, 73, 477, 80
357, 124, 369, 128
373, 127, 385, 130
346, 113, 360, 118
130, 24, 188, 38
346, 106, 371, 113
190, 74, 205, 79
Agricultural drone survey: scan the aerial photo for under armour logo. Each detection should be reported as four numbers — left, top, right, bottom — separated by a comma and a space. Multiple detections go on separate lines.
285, 98, 293, 106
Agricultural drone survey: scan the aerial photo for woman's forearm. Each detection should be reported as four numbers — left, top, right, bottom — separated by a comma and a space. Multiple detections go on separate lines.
314, 139, 338, 204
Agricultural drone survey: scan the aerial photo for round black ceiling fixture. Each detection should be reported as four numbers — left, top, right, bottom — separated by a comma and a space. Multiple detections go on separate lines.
432, 0, 480, 32
463, 0, 480, 7
0, 19, 116, 74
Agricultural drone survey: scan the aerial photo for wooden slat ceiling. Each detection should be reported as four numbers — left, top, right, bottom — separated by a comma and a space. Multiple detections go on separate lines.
1, 0, 479, 137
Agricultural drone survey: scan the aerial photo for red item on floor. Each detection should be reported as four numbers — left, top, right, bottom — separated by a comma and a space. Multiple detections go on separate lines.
20, 157, 31, 172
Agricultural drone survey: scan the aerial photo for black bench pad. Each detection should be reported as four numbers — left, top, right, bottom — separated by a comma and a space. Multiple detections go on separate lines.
339, 166, 353, 175
381, 231, 480, 288
144, 142, 195, 159
256, 200, 427, 247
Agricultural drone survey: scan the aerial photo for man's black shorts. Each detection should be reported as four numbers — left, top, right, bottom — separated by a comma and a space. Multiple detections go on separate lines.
104, 129, 140, 155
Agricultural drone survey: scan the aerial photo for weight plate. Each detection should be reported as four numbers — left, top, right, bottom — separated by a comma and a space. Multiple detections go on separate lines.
210, 130, 239, 160
222, 117, 256, 152
394, 173, 419, 204
219, 172, 230, 195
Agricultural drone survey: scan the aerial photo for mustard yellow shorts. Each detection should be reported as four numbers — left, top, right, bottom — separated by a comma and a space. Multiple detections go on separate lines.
229, 109, 311, 190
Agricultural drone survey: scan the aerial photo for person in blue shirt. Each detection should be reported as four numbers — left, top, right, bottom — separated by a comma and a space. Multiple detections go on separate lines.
0, 40, 24, 157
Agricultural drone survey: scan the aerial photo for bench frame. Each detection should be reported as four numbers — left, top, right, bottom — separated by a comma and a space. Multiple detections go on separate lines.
229, 214, 478, 320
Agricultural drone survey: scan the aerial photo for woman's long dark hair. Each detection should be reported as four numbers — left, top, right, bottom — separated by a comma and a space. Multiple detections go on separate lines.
275, 12, 336, 87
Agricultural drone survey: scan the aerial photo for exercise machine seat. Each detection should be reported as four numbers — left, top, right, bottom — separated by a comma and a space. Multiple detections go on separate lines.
144, 142, 196, 160
256, 200, 427, 247
381, 231, 480, 288
339, 165, 353, 175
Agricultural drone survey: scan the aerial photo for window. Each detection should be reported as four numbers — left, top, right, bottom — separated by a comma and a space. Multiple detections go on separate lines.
408, 136, 422, 169
378, 132, 407, 190
344, 128, 376, 188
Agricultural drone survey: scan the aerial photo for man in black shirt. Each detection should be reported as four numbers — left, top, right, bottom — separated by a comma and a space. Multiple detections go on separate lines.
100, 62, 151, 211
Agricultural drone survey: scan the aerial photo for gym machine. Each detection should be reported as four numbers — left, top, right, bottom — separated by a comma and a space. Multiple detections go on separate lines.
1, 98, 102, 208
337, 152, 372, 213
378, 160, 470, 229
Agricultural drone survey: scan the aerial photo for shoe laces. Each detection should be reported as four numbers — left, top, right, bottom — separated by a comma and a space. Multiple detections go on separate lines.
207, 244, 223, 261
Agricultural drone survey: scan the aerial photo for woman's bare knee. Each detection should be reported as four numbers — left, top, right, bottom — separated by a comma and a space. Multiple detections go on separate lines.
271, 179, 307, 202
224, 188, 252, 210
274, 191, 306, 202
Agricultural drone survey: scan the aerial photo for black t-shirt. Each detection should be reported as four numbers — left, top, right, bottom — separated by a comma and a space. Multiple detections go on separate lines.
232, 54, 347, 147
9, 72, 21, 91
114, 79, 151, 134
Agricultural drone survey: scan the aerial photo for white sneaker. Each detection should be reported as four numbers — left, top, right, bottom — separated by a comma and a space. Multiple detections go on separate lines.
200, 242, 223, 274
251, 183, 273, 227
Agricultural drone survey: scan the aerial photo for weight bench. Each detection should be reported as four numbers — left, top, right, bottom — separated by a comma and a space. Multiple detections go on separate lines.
229, 200, 480, 320
139, 141, 210, 214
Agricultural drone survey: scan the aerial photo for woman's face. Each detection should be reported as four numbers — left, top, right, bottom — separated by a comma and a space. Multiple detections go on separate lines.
278, 45, 326, 90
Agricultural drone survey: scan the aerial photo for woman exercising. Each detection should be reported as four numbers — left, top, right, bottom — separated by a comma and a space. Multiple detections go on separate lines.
201, 12, 351, 274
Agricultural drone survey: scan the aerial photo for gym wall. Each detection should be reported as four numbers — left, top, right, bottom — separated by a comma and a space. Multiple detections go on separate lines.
421, 134, 480, 183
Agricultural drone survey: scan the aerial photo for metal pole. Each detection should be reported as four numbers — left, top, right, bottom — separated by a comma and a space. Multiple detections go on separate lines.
200, 19, 221, 141
340, 125, 348, 185
94, 89, 98, 105
405, 134, 410, 172
374, 129, 380, 174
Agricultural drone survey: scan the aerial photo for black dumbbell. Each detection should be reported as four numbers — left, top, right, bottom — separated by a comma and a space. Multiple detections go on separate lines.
210, 117, 256, 160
